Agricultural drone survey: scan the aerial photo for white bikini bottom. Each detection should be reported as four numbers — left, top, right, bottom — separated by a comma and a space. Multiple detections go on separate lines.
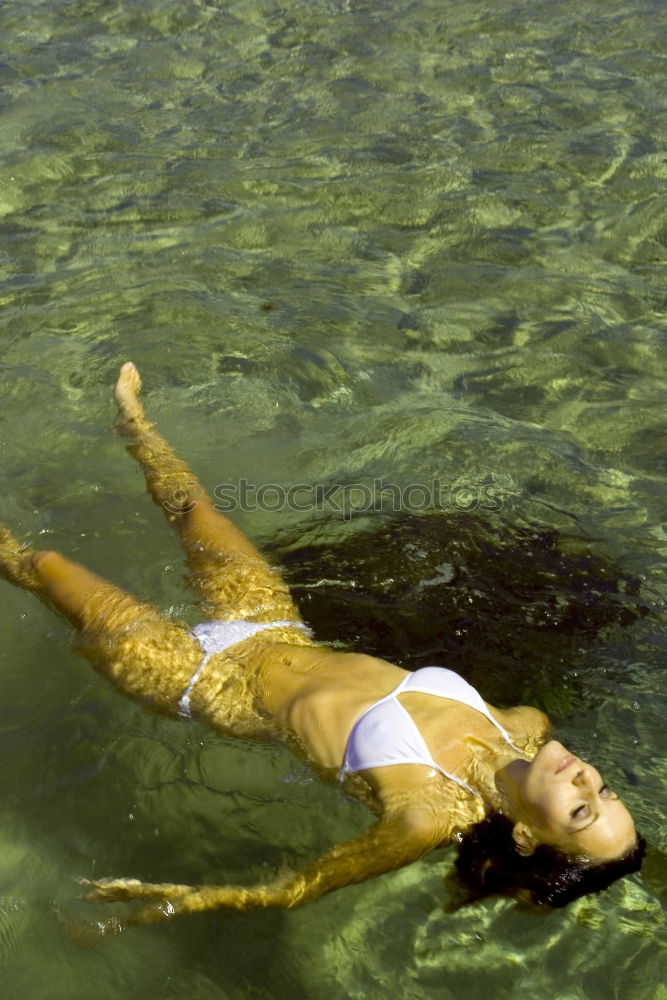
178, 619, 311, 717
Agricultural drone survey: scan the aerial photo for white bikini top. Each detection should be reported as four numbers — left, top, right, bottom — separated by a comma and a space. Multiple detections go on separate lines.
340, 666, 521, 797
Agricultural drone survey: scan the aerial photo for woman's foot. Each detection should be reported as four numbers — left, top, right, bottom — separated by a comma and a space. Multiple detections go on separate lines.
114, 361, 145, 427
0, 525, 20, 561
0, 526, 37, 587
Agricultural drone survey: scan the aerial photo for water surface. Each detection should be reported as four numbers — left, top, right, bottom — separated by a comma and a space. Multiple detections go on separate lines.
0, 1, 666, 997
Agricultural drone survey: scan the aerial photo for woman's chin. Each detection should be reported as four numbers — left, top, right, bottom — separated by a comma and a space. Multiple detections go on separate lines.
531, 739, 569, 773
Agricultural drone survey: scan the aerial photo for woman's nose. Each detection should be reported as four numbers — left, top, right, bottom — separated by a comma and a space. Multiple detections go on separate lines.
572, 767, 594, 788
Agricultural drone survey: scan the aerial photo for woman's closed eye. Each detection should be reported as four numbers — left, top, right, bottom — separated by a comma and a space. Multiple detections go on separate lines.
571, 785, 617, 820
599, 784, 618, 800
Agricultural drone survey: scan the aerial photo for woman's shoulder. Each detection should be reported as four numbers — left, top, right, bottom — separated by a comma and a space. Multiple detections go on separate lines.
368, 765, 460, 837
498, 703, 551, 746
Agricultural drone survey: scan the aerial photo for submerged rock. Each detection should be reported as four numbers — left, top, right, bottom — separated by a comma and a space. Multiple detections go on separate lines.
269, 511, 650, 715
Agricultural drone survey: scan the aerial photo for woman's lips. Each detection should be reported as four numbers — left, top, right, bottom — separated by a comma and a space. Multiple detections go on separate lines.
556, 753, 575, 774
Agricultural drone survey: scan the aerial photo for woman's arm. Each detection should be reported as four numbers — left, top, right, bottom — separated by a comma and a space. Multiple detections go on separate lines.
81, 808, 445, 928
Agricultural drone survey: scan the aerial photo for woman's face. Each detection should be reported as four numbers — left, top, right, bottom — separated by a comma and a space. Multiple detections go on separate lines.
496, 739, 637, 862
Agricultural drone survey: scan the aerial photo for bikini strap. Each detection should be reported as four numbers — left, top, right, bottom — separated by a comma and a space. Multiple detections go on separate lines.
402, 667, 522, 753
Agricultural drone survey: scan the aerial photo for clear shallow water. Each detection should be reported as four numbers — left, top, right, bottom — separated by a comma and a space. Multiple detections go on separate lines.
0, 0, 666, 996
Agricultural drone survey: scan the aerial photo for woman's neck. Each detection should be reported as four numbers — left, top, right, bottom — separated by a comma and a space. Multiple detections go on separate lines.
466, 741, 532, 810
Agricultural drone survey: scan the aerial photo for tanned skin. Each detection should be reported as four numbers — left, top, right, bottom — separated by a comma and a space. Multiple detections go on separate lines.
0, 363, 549, 929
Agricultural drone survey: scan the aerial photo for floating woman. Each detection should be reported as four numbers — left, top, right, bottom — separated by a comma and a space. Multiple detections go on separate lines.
0, 362, 644, 928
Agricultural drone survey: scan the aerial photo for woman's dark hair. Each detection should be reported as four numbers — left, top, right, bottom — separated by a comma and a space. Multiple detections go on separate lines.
454, 812, 646, 908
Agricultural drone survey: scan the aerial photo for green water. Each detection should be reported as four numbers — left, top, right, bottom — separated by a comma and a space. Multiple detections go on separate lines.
1, 0, 666, 996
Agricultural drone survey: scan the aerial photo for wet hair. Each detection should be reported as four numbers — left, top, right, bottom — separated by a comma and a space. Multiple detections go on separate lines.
454, 812, 646, 908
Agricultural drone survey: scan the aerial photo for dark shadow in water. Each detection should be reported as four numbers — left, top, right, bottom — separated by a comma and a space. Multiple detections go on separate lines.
268, 511, 652, 717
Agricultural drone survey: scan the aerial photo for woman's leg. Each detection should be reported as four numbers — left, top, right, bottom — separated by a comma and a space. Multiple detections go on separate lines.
113, 362, 302, 624
0, 527, 200, 715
